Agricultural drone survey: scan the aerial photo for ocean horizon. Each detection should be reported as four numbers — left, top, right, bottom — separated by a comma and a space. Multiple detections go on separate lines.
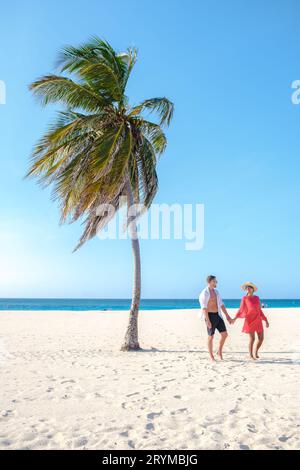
0, 298, 299, 311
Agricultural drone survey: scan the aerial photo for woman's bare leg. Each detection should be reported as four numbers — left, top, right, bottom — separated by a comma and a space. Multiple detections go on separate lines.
254, 332, 264, 358
248, 333, 256, 359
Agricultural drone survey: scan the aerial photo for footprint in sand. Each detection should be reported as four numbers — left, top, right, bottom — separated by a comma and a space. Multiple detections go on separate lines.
74, 436, 88, 447
146, 422, 155, 431
247, 424, 257, 433
170, 408, 188, 415
240, 444, 250, 450
278, 435, 290, 442
147, 411, 162, 420
154, 386, 167, 392
1, 435, 13, 446
1, 409, 16, 418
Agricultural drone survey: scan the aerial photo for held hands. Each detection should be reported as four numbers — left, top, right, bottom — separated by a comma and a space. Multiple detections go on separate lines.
265, 320, 269, 328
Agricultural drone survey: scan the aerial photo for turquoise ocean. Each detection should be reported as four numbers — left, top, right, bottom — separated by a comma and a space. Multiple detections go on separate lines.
0, 298, 299, 311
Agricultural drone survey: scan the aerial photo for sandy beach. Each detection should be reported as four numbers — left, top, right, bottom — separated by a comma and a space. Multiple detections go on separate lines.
0, 308, 299, 450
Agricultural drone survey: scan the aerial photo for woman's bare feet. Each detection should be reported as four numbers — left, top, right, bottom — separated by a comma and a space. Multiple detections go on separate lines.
209, 354, 215, 362
248, 355, 257, 360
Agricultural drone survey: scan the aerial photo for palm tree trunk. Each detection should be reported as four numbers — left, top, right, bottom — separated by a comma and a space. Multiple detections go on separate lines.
121, 178, 141, 351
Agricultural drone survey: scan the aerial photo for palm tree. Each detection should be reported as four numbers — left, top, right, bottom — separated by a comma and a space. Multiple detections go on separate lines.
27, 37, 174, 351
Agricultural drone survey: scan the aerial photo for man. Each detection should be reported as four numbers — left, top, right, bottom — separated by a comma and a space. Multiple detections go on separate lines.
199, 275, 233, 361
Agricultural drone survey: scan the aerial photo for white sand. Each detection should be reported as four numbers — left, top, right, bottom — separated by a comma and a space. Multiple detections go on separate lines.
0, 308, 299, 450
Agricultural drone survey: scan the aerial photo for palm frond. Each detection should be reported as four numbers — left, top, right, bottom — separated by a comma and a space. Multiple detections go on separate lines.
29, 75, 108, 111
56, 37, 130, 101
135, 136, 158, 209
129, 97, 174, 127
132, 118, 166, 155
70, 130, 133, 245
73, 190, 126, 251
118, 47, 138, 90
27, 37, 173, 250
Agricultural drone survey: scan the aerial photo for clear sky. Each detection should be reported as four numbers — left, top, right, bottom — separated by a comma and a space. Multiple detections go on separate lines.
0, 0, 300, 299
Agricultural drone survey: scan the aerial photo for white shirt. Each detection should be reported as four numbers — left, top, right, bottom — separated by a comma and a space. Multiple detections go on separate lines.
199, 287, 224, 320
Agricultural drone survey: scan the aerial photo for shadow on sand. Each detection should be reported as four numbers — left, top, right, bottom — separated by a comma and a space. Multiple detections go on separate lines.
134, 348, 300, 364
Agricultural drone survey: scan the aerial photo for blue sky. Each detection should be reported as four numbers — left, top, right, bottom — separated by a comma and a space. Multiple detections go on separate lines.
0, 0, 300, 298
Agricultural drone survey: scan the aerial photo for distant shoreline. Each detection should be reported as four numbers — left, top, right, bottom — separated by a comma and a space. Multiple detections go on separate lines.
1, 298, 300, 311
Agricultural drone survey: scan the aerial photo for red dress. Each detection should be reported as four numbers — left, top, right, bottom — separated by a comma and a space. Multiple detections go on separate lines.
236, 295, 267, 333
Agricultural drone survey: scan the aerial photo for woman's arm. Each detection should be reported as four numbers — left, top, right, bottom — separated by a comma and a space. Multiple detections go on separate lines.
260, 310, 268, 321
235, 297, 247, 319
258, 298, 269, 326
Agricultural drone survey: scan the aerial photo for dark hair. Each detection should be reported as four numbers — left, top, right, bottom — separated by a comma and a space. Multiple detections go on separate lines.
207, 275, 216, 283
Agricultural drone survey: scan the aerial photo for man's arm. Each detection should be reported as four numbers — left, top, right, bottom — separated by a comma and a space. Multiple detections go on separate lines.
199, 291, 212, 329
221, 304, 233, 324
202, 308, 212, 329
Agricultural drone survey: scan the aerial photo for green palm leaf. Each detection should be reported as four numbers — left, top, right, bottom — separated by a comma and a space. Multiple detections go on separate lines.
30, 75, 109, 111
130, 97, 174, 127
27, 38, 174, 243
27, 37, 174, 351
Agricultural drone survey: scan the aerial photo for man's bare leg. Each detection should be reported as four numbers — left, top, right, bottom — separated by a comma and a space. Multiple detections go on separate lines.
208, 335, 215, 361
248, 333, 256, 360
254, 332, 264, 358
217, 331, 228, 360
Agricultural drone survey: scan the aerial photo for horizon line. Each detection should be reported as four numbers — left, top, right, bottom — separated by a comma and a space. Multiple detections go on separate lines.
0, 297, 299, 301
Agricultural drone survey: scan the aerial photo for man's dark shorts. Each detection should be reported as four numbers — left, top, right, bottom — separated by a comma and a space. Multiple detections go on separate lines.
207, 312, 227, 336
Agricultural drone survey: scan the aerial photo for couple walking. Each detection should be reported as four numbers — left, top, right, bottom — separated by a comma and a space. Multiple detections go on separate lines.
199, 275, 269, 361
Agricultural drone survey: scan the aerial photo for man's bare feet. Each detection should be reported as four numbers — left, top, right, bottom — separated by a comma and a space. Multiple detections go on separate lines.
217, 350, 223, 360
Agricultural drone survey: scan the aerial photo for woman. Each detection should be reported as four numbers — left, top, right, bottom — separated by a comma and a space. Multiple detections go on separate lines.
233, 282, 269, 360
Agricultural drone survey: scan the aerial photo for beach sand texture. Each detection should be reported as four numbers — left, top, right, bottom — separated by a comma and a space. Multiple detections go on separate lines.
0, 308, 299, 450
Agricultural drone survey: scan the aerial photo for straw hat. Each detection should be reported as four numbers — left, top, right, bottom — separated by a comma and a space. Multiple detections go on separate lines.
241, 281, 258, 292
